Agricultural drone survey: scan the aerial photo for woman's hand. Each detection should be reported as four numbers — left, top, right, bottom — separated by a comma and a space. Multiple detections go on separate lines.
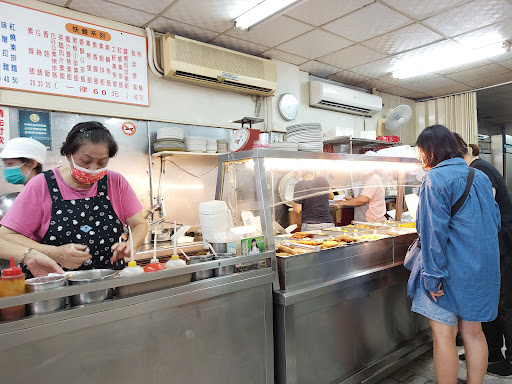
24, 251, 65, 277
49, 244, 91, 269
110, 242, 131, 263
429, 282, 444, 302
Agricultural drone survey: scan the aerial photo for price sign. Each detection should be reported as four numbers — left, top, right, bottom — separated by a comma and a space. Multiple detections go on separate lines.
0, 1, 149, 106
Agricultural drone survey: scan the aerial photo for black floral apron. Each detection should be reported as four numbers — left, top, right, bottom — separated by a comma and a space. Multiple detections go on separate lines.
23, 170, 125, 277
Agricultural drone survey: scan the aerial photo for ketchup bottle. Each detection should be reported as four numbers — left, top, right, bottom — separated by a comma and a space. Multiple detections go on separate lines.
0, 257, 26, 321
144, 257, 166, 273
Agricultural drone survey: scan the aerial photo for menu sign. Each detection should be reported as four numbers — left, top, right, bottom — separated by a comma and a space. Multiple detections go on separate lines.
0, 1, 149, 106
0, 106, 10, 147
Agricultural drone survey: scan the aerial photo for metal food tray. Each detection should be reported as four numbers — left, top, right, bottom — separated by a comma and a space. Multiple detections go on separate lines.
115, 272, 192, 298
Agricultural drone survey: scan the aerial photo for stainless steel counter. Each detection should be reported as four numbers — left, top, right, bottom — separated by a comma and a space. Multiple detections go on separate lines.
273, 236, 431, 384
0, 251, 275, 384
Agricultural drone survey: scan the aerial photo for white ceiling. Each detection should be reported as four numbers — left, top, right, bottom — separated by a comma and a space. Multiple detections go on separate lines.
41, 0, 512, 103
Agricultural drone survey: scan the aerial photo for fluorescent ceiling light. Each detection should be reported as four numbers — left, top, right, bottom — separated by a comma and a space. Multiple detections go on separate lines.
392, 41, 511, 79
234, 0, 303, 30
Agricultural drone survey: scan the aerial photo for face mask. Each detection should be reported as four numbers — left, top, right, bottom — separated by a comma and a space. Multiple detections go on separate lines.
71, 155, 107, 184
4, 163, 28, 185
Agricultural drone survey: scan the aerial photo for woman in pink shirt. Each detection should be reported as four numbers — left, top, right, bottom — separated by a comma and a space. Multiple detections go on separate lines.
0, 121, 148, 274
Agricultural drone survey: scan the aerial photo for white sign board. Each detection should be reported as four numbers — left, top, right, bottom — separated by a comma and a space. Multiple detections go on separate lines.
0, 106, 9, 147
0, 1, 149, 106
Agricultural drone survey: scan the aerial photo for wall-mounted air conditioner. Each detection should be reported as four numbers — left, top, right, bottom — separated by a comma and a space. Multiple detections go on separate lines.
161, 34, 277, 96
309, 81, 382, 116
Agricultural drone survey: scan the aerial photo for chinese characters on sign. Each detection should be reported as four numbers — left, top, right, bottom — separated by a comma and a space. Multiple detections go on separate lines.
0, 1, 149, 106
18, 110, 51, 150
0, 106, 10, 147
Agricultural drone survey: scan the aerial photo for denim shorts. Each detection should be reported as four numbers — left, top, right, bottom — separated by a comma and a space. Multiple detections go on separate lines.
412, 286, 458, 326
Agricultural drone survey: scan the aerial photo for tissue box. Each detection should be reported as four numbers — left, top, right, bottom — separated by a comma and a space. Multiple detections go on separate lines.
330, 127, 354, 138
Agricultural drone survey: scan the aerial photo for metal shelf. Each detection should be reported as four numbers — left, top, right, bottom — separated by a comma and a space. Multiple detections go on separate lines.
152, 151, 225, 158
323, 136, 403, 147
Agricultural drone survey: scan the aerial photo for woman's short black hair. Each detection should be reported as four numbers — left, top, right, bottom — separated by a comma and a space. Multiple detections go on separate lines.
416, 125, 463, 168
60, 121, 118, 157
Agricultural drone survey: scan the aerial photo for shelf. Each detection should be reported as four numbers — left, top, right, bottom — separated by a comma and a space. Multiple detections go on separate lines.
323, 136, 403, 147
152, 151, 225, 158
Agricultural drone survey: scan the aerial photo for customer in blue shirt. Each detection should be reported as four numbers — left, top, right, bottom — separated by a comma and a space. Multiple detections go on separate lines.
409, 125, 501, 384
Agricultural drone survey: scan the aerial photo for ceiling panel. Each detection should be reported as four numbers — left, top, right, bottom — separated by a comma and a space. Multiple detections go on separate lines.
110, 0, 174, 15
452, 19, 512, 48
210, 35, 269, 55
350, 57, 400, 78
318, 45, 386, 69
354, 78, 394, 90
363, 24, 443, 55
381, 0, 472, 20
434, 58, 494, 75
377, 72, 440, 87
164, 0, 261, 33
405, 76, 460, 92
41, 0, 68, 6
498, 58, 512, 70
323, 3, 412, 42
422, 0, 512, 37
445, 63, 509, 83
226, 16, 313, 46
423, 83, 474, 97
148, 17, 219, 41
379, 86, 416, 96
299, 61, 342, 78
69, 0, 156, 26
276, 29, 353, 59
285, 0, 373, 26
327, 70, 372, 84
403, 92, 431, 99
263, 49, 309, 66
465, 72, 512, 87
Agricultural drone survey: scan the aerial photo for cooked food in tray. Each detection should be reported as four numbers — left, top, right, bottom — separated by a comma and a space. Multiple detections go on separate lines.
336, 234, 360, 243
357, 234, 389, 241
291, 240, 324, 246
398, 222, 416, 228
290, 232, 315, 239
346, 224, 376, 230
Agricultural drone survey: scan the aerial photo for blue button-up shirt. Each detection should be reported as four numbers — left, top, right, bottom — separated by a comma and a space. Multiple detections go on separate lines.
407, 158, 501, 322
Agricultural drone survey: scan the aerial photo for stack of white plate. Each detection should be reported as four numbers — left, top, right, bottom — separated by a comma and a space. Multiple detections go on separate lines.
286, 123, 323, 152
206, 138, 218, 153
217, 139, 228, 153
269, 142, 299, 151
157, 126, 184, 141
184, 136, 207, 152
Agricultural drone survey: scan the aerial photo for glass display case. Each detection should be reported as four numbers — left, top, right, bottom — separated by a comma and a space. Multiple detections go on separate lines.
216, 150, 430, 384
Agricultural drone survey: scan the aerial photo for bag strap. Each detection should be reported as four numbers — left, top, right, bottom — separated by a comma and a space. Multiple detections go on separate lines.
451, 168, 475, 218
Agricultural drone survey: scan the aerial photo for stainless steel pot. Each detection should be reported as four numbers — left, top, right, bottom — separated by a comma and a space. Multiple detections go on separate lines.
213, 253, 236, 277
189, 255, 213, 281
210, 242, 227, 253
25, 275, 67, 315
67, 269, 115, 307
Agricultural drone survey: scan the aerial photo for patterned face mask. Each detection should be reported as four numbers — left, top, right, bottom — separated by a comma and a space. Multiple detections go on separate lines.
70, 155, 107, 184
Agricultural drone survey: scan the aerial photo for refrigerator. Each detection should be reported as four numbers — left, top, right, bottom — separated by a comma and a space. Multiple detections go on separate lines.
491, 134, 512, 195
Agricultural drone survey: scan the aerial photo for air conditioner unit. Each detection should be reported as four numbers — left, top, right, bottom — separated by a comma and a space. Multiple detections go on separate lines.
161, 34, 277, 96
309, 81, 382, 116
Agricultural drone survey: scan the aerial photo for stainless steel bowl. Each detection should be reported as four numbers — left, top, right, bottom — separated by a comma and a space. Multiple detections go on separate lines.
210, 242, 227, 253
189, 255, 213, 281
67, 269, 115, 307
25, 275, 67, 315
213, 253, 236, 277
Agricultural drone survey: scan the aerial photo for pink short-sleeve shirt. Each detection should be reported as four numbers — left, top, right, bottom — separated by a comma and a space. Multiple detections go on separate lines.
1, 168, 143, 242
360, 174, 386, 222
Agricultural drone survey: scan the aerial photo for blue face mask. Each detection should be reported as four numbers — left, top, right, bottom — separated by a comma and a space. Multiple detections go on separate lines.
4, 163, 28, 185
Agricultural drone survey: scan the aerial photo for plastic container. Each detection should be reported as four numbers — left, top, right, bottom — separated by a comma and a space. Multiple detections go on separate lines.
165, 255, 187, 269
0, 257, 25, 321
119, 261, 145, 277
199, 201, 233, 244
144, 258, 166, 273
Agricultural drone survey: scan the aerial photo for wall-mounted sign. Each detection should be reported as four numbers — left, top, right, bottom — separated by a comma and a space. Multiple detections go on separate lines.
0, 106, 10, 147
0, 1, 149, 106
18, 109, 51, 150
121, 121, 136, 136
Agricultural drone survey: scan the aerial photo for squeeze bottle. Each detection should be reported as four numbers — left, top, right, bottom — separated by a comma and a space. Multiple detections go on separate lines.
119, 260, 145, 277
165, 255, 186, 269
0, 257, 26, 321
144, 257, 166, 272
